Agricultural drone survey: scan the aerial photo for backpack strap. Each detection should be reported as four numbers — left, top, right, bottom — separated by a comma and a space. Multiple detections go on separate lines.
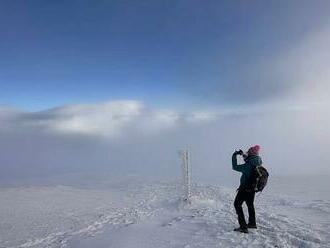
255, 166, 262, 177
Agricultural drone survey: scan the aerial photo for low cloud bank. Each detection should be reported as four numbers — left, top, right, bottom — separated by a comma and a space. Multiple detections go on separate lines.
0, 101, 217, 137
0, 101, 329, 186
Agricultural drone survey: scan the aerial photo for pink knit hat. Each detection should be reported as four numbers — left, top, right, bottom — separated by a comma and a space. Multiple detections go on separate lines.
247, 145, 260, 155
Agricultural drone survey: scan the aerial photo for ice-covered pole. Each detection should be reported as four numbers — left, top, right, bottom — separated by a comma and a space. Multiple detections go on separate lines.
179, 149, 191, 202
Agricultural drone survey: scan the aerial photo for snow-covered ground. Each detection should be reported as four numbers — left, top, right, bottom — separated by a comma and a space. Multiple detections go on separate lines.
1, 177, 329, 248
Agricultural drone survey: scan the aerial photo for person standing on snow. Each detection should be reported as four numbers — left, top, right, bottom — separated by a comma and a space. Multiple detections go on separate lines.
232, 145, 262, 233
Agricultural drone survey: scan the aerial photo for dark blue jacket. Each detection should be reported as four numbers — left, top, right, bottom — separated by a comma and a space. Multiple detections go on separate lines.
232, 154, 262, 188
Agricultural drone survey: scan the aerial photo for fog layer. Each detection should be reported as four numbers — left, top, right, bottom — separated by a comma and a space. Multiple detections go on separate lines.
0, 100, 329, 186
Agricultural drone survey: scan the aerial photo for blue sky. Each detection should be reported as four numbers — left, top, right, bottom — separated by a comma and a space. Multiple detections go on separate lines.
1, 0, 330, 111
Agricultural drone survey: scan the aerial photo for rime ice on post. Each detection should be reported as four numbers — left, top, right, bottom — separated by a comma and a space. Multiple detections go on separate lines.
179, 149, 191, 202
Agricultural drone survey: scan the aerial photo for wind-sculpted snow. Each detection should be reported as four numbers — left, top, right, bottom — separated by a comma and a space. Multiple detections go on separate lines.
0, 181, 329, 248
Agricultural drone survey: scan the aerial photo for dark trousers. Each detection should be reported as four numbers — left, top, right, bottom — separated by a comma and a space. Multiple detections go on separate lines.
234, 190, 256, 228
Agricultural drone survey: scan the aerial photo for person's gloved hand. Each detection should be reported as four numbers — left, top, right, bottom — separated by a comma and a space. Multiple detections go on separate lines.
233, 149, 243, 156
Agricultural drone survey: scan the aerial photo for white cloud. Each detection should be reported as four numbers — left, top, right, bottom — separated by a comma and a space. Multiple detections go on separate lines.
46, 101, 145, 137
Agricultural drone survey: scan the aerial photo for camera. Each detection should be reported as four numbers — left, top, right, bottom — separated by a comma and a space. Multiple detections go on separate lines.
235, 149, 244, 156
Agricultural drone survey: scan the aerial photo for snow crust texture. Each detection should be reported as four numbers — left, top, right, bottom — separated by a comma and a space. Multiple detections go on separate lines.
0, 181, 329, 248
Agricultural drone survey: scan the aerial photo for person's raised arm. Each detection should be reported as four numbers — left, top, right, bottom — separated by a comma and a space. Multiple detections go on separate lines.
232, 150, 247, 172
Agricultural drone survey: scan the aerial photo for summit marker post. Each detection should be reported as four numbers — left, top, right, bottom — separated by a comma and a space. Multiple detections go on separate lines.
179, 149, 191, 202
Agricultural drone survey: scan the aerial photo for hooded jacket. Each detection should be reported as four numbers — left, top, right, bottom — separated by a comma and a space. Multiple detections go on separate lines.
232, 153, 262, 188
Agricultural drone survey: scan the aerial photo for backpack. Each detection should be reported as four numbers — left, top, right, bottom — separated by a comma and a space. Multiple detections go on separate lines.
251, 166, 269, 192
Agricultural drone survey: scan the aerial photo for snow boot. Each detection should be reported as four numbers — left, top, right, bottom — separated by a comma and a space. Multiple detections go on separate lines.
234, 227, 249, 233
247, 224, 257, 229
